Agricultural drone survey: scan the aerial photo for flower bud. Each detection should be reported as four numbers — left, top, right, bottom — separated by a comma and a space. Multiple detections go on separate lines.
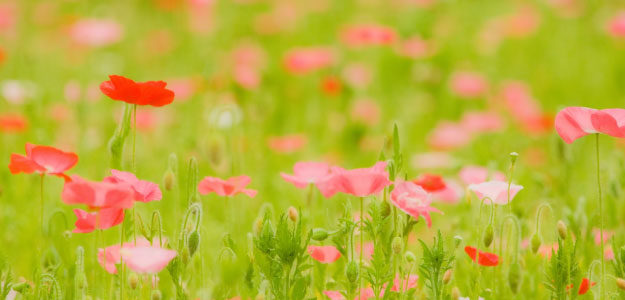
12, 282, 30, 294
287, 207, 298, 222
531, 233, 541, 254
617, 278, 625, 290
508, 262, 521, 293
510, 152, 519, 164
557, 220, 567, 240
312, 228, 329, 241
405, 251, 416, 263
128, 273, 139, 290
392, 236, 403, 254
381, 200, 391, 218
188, 230, 200, 257
254, 218, 263, 235
151, 290, 162, 300
483, 224, 494, 248
451, 287, 460, 300
163, 170, 175, 191
453, 235, 463, 248
181, 247, 190, 265
63, 230, 72, 240
346, 261, 359, 283
443, 269, 452, 284
620, 246, 625, 263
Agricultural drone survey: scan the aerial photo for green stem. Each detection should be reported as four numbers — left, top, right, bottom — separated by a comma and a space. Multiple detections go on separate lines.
40, 174, 44, 240
132, 104, 137, 172
595, 134, 605, 299
120, 214, 126, 300
359, 197, 364, 300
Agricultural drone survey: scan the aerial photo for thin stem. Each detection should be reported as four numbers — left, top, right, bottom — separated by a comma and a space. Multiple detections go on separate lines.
40, 174, 44, 240
595, 133, 605, 299
359, 197, 364, 300
132, 104, 137, 172
120, 216, 125, 300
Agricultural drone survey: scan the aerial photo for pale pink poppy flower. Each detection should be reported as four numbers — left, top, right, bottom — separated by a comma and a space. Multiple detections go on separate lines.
0, 3, 16, 33
460, 111, 505, 134
458, 166, 506, 185
396, 36, 433, 59
69, 19, 123, 47
324, 162, 391, 198
538, 242, 559, 259
427, 121, 471, 151
323, 291, 345, 300
187, 0, 215, 34
390, 181, 441, 227
198, 175, 257, 197
307, 245, 341, 264
167, 78, 196, 102
410, 152, 454, 169
608, 12, 625, 38
283, 47, 334, 74
554, 107, 625, 144
98, 237, 167, 274
62, 175, 134, 209
431, 179, 463, 204
592, 228, 615, 245
350, 99, 381, 126
468, 180, 523, 205
120, 246, 177, 274
104, 169, 162, 203
64, 80, 82, 102
355, 242, 375, 260
503, 6, 540, 38
391, 274, 419, 291
342, 63, 372, 89
135, 110, 157, 132
232, 43, 265, 89
267, 134, 308, 154
499, 81, 552, 134
280, 161, 331, 188
341, 24, 397, 47
605, 246, 615, 260
449, 71, 488, 99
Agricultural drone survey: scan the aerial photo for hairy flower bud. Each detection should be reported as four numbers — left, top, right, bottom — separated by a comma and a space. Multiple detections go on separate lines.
163, 170, 175, 191
381, 200, 391, 217
451, 287, 460, 300
312, 228, 329, 241
346, 261, 359, 283
531, 233, 541, 254
151, 290, 162, 300
443, 269, 452, 284
405, 251, 416, 263
508, 262, 521, 293
483, 224, 494, 247
188, 230, 200, 257
392, 236, 403, 254
287, 206, 298, 222
557, 220, 567, 240
128, 273, 139, 290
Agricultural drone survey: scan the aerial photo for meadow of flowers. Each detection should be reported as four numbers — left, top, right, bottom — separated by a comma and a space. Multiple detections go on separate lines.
3, 0, 625, 299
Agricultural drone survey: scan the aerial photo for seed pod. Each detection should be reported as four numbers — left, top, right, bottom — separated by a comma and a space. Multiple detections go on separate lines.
531, 233, 541, 254
616, 278, 625, 290
128, 273, 139, 290
451, 287, 460, 300
151, 290, 162, 300
508, 262, 521, 293
392, 236, 403, 254
557, 220, 567, 240
483, 224, 494, 247
405, 251, 416, 263
287, 207, 298, 222
443, 269, 452, 284
188, 230, 200, 257
346, 261, 359, 283
312, 228, 329, 241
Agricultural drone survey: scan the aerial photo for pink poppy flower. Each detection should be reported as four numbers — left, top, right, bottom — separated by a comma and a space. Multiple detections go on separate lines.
98, 237, 166, 274
555, 107, 625, 144
267, 134, 308, 154
592, 228, 615, 245
342, 63, 372, 89
449, 71, 488, 99
9, 143, 78, 181
427, 121, 471, 151
120, 246, 177, 274
69, 18, 123, 47
390, 181, 441, 227
198, 175, 257, 197
396, 36, 432, 59
104, 169, 162, 203
283, 47, 333, 74
537, 242, 559, 259
350, 99, 381, 126
324, 162, 391, 197
500, 81, 552, 134
458, 166, 506, 185
72, 207, 124, 233
608, 12, 625, 38
460, 111, 505, 134
281, 161, 331, 188
307, 245, 341, 264
467, 180, 523, 205
390, 274, 419, 292
431, 179, 463, 204
340, 24, 397, 47
605, 245, 615, 260
62, 175, 135, 210
323, 291, 345, 300
355, 242, 375, 261
410, 152, 454, 169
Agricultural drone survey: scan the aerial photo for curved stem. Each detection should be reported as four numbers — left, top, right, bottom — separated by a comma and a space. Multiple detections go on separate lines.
534, 203, 552, 234
595, 133, 605, 299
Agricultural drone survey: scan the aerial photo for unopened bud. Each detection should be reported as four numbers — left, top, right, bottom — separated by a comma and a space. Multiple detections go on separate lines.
181, 247, 190, 265
12, 282, 30, 294
483, 224, 494, 247
63, 230, 72, 239
508, 262, 521, 293
381, 200, 391, 217
451, 287, 460, 300
531, 233, 541, 254
346, 261, 359, 283
163, 170, 175, 191
128, 273, 139, 289
254, 218, 263, 235
453, 235, 463, 248
443, 269, 452, 284
557, 220, 567, 240
312, 228, 328, 241
405, 251, 416, 263
188, 230, 200, 257
392, 237, 403, 254
151, 290, 162, 300
510, 152, 519, 164
617, 278, 625, 290
287, 207, 298, 222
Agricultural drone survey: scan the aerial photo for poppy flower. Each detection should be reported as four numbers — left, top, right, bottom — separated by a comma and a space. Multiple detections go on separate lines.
412, 173, 446, 192
119, 245, 177, 274
321, 76, 342, 96
607, 12, 625, 38
449, 71, 488, 99
468, 180, 523, 205
69, 18, 123, 47
567, 278, 596, 295
460, 111, 505, 134
280, 161, 331, 189
307, 245, 341, 264
267, 134, 308, 154
390, 274, 419, 292
100, 75, 175, 107
464, 246, 499, 266
62, 175, 135, 210
430, 179, 463, 204
322, 161, 391, 198
198, 175, 257, 198
0, 113, 27, 133
592, 228, 615, 245
98, 237, 167, 274
500, 81, 552, 134
390, 181, 441, 227
350, 99, 381, 126
427, 121, 472, 151
340, 24, 397, 47
104, 169, 162, 203
459, 166, 506, 185
554, 107, 625, 144
8, 143, 78, 181
283, 47, 333, 74
323, 291, 345, 300
72, 207, 125, 233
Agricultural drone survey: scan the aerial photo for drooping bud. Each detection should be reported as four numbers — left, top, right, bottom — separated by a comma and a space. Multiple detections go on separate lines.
508, 262, 521, 293
530, 233, 541, 254
151, 290, 162, 300
483, 224, 494, 247
557, 220, 567, 240
188, 230, 200, 257
346, 261, 359, 283
128, 273, 139, 290
451, 287, 460, 300
287, 207, 298, 222
616, 278, 625, 290
443, 269, 452, 284
392, 236, 403, 254
312, 228, 329, 241
405, 251, 416, 263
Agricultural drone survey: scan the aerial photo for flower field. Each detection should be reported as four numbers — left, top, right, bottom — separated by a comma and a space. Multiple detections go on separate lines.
2, 0, 625, 299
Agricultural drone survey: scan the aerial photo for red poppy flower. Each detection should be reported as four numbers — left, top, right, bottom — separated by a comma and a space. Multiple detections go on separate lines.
464, 246, 499, 266
0, 113, 27, 133
100, 75, 175, 107
413, 174, 446, 192
8, 143, 78, 181
567, 278, 596, 295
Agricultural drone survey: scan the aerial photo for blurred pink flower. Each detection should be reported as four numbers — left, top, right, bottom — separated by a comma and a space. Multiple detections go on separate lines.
450, 71, 488, 99
427, 121, 471, 151
0, 113, 27, 133
104, 169, 162, 203
198, 175, 257, 197
460, 111, 505, 134
308, 245, 341, 263
592, 228, 614, 245
283, 47, 333, 74
342, 63, 372, 89
268, 134, 308, 153
608, 12, 625, 38
431, 179, 463, 204
69, 19, 123, 47
396, 36, 433, 59
167, 78, 196, 102
120, 246, 177, 274
458, 166, 506, 185
341, 24, 397, 47
350, 99, 381, 126
500, 81, 552, 134
281, 161, 331, 188
468, 180, 523, 205
410, 152, 454, 169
